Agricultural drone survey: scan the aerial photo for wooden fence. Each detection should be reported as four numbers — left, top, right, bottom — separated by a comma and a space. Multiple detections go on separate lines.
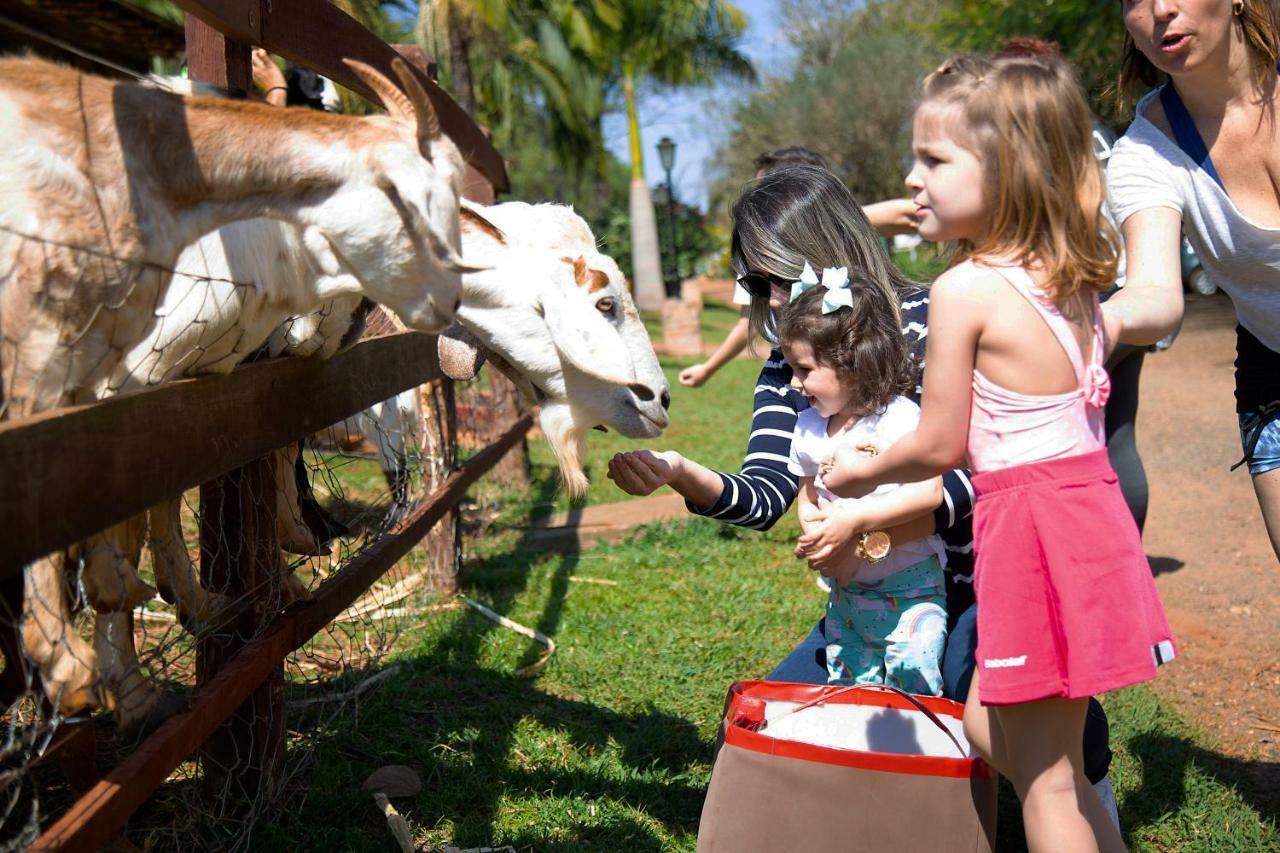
0, 2, 526, 848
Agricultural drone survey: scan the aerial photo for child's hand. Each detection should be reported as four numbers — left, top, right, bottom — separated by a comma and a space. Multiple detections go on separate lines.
822, 444, 880, 498
678, 362, 712, 387
795, 505, 865, 568
607, 450, 682, 496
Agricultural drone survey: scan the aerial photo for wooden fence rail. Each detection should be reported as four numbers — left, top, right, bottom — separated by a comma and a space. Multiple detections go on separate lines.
30, 414, 532, 852
0, 331, 438, 575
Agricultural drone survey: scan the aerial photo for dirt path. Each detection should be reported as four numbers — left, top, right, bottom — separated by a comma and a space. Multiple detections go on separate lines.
1138, 292, 1279, 780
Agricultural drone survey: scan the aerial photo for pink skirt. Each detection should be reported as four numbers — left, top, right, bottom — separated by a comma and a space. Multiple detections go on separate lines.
971, 449, 1176, 705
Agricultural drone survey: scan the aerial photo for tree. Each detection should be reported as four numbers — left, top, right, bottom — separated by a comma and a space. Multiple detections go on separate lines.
937, 0, 1130, 124
597, 1, 754, 310
709, 0, 944, 219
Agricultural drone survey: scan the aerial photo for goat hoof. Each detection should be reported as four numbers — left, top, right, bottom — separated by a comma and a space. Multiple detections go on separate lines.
280, 572, 312, 607
117, 690, 188, 738
178, 592, 235, 634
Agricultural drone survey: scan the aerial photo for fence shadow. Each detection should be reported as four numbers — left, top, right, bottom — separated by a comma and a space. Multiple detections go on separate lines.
1120, 730, 1279, 834
271, 474, 707, 849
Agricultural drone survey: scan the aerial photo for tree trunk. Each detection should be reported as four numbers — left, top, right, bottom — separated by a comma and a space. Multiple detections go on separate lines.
448, 24, 476, 117
623, 67, 664, 312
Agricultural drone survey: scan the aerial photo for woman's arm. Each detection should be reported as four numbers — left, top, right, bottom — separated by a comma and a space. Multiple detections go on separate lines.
1103, 207, 1186, 347
608, 354, 803, 529
826, 272, 984, 496
605, 449, 724, 507
863, 198, 920, 238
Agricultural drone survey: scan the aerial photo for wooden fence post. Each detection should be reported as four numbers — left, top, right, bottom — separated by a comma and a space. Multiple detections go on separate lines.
197, 456, 284, 803
185, 16, 283, 809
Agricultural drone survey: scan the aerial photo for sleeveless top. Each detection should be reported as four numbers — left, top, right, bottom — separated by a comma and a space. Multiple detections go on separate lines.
966, 262, 1111, 473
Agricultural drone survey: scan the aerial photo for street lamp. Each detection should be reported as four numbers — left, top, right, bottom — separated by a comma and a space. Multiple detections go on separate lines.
656, 136, 680, 299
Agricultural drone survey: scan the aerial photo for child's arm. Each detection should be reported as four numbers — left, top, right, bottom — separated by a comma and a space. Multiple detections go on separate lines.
824, 269, 986, 497
795, 476, 823, 535
679, 312, 749, 387
797, 476, 942, 565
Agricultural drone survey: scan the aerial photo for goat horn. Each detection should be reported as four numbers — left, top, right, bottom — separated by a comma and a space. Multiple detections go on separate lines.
389, 57, 442, 143
342, 58, 413, 121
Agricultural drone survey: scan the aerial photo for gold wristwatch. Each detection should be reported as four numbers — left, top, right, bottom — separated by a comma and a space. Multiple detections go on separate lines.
857, 529, 892, 563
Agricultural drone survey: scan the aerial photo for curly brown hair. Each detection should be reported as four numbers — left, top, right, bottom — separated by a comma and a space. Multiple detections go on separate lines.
777, 279, 915, 420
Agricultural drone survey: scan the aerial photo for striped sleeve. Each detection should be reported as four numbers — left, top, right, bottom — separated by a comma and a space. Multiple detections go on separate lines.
686, 351, 805, 531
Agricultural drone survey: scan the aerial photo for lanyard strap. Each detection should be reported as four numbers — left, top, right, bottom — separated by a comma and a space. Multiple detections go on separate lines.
1159, 83, 1227, 192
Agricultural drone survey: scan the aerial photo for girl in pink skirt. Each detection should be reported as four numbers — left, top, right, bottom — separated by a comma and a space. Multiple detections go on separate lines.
825, 52, 1175, 852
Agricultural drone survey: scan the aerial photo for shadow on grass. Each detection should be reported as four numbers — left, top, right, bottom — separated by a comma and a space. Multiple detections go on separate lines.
1121, 731, 1279, 835
274, 476, 709, 850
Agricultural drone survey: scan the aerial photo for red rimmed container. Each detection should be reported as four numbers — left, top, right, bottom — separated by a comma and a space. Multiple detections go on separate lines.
698, 681, 998, 852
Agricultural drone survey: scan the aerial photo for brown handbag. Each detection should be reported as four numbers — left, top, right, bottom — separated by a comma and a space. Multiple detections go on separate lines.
698, 681, 998, 852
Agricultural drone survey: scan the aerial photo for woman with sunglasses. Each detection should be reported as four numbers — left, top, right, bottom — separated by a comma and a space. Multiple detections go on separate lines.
607, 163, 1122, 817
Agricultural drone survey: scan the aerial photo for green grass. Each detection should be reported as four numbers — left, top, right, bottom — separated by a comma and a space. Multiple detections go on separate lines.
255, 511, 1277, 852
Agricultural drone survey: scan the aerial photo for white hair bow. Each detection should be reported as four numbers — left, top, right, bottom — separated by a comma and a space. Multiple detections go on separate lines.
789, 262, 852, 314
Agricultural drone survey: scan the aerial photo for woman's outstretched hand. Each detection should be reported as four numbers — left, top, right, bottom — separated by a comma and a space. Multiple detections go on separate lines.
607, 450, 683, 496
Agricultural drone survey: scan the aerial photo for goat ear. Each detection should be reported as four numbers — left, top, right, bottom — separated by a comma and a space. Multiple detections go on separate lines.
437, 324, 487, 380
460, 206, 506, 252
342, 58, 413, 122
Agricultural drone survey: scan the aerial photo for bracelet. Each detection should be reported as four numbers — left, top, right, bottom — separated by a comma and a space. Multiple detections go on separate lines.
266, 86, 287, 94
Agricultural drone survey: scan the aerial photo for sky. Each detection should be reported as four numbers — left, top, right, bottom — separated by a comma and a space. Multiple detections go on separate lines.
600, 0, 787, 210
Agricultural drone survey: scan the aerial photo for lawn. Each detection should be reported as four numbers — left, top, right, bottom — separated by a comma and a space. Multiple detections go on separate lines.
250, 281, 1277, 852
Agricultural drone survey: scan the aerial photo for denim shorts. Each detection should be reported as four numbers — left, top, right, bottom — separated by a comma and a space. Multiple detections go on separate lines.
1238, 408, 1280, 476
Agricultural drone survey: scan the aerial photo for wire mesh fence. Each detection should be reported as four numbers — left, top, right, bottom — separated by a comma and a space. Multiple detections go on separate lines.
0, 362, 527, 850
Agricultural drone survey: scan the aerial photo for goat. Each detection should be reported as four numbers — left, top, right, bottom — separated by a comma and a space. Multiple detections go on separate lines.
0, 55, 475, 728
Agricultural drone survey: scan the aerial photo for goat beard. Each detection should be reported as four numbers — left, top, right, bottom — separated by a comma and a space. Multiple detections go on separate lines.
537, 402, 589, 502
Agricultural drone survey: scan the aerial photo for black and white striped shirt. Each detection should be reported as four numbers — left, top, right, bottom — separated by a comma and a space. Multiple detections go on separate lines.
688, 287, 976, 615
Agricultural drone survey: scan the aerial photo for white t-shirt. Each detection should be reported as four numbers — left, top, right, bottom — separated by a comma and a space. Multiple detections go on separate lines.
1107, 88, 1280, 352
788, 396, 946, 580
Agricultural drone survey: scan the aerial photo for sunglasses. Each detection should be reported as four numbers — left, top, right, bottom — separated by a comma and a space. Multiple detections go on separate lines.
736, 271, 789, 300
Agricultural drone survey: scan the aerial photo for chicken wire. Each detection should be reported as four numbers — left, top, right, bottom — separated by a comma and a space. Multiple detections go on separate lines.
0, 267, 528, 850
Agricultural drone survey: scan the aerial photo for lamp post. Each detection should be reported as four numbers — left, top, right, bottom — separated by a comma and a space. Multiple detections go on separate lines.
656, 136, 680, 299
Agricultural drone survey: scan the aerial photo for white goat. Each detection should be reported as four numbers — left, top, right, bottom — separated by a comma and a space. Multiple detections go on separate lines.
0, 55, 475, 728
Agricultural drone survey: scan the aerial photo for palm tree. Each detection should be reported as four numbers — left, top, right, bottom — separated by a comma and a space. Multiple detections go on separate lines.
604, 1, 754, 310
414, 0, 510, 116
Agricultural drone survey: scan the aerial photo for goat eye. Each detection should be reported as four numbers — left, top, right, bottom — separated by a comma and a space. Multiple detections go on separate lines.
595, 297, 615, 314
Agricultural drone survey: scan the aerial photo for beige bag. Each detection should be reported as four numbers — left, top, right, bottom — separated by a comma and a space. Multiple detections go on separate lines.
698, 681, 998, 852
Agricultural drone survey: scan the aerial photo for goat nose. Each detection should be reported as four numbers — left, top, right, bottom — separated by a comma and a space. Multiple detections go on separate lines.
660, 389, 671, 411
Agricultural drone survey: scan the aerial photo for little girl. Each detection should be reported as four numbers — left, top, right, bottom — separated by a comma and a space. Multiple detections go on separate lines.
777, 268, 948, 696
825, 54, 1174, 851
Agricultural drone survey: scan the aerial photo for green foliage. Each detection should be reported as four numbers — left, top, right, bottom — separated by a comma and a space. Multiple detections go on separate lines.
710, 0, 946, 220
937, 0, 1131, 125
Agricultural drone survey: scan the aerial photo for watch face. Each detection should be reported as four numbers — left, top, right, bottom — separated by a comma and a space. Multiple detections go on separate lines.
863, 530, 891, 562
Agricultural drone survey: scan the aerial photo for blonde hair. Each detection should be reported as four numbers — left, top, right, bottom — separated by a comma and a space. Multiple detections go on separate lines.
729, 165, 917, 349
919, 53, 1118, 302
1117, 0, 1280, 109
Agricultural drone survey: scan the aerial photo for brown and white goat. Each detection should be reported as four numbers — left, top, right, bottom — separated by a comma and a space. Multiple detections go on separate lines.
0, 55, 475, 727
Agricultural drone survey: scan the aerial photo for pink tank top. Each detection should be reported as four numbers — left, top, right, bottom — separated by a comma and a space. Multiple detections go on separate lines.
966, 262, 1110, 473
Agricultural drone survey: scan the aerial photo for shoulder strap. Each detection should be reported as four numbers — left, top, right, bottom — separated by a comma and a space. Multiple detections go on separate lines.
1159, 83, 1227, 192
982, 263, 1089, 379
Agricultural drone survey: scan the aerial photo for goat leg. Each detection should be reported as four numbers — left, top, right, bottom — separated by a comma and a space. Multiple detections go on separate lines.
22, 555, 105, 714
80, 516, 156, 613
93, 611, 185, 736
148, 498, 231, 631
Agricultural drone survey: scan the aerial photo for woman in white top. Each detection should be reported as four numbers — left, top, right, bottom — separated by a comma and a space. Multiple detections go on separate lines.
1106, 0, 1280, 560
